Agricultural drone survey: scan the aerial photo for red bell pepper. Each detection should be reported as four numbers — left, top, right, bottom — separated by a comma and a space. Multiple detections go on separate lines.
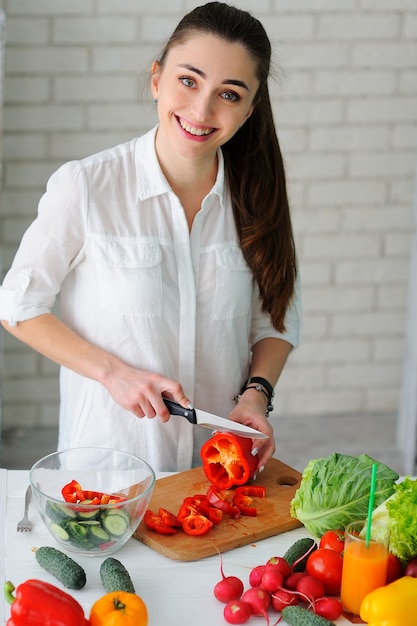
4, 579, 89, 626
200, 432, 258, 490
232, 485, 266, 516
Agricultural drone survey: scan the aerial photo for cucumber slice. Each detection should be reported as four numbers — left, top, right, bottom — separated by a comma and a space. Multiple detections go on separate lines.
46, 501, 77, 523
77, 501, 99, 520
102, 511, 130, 537
88, 525, 111, 545
64, 520, 89, 540
49, 522, 70, 542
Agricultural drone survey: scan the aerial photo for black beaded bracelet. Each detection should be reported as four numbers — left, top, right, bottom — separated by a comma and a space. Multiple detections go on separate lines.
243, 376, 274, 399
245, 385, 274, 415
233, 376, 275, 416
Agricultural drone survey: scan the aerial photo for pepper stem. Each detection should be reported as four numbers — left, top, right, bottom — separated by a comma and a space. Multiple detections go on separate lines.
113, 597, 127, 613
4, 581, 16, 605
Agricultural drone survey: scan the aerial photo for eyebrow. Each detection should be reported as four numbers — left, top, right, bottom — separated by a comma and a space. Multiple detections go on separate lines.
177, 63, 251, 92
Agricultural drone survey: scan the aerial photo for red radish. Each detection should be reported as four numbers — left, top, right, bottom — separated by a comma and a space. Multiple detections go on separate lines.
296, 575, 325, 602
271, 588, 299, 611
266, 556, 291, 579
285, 571, 306, 590
404, 556, 417, 578
223, 600, 252, 624
214, 552, 244, 603
314, 597, 343, 620
214, 576, 244, 603
261, 565, 284, 592
241, 587, 271, 624
249, 564, 265, 587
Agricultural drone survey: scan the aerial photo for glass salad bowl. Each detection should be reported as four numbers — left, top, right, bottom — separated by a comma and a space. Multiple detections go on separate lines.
29, 447, 155, 557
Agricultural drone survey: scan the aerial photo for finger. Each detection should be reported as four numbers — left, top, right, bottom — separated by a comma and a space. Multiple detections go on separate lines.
256, 443, 274, 472
161, 384, 192, 410
131, 405, 145, 418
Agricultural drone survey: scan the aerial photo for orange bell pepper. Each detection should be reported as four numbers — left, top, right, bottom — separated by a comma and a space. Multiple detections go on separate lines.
89, 591, 148, 626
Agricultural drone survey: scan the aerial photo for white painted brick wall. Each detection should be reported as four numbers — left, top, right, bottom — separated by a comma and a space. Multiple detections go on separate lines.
0, 0, 416, 432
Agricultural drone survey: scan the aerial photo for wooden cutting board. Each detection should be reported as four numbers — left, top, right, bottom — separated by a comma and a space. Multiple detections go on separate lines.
134, 458, 303, 560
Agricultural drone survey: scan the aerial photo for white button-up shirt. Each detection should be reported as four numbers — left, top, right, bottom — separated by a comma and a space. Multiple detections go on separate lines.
0, 127, 301, 472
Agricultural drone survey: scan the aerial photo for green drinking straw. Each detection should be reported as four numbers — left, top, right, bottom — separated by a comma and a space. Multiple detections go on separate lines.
365, 462, 378, 547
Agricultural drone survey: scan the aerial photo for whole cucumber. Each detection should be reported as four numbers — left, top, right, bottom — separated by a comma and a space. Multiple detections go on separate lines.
35, 545, 87, 589
282, 606, 336, 626
100, 557, 136, 593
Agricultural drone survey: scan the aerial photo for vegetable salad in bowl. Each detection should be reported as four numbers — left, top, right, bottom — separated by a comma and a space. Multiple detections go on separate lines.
30, 447, 155, 556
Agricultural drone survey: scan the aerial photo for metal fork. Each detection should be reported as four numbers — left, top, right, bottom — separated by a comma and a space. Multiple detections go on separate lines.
16, 485, 33, 532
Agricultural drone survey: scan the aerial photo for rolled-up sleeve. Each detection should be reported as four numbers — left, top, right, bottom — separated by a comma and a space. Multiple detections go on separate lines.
249, 270, 302, 349
0, 161, 86, 326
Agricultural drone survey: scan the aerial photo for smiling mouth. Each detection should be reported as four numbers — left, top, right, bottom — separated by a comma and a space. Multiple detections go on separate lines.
177, 116, 215, 136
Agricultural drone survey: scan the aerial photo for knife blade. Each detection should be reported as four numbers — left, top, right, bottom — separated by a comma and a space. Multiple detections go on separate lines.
162, 397, 269, 440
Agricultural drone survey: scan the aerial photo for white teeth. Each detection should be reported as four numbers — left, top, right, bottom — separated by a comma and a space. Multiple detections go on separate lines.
179, 118, 213, 136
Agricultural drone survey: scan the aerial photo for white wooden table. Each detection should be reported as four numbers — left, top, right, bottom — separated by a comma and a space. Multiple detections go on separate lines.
1, 469, 351, 626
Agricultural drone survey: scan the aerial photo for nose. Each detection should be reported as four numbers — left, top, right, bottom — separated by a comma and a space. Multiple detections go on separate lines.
189, 91, 215, 123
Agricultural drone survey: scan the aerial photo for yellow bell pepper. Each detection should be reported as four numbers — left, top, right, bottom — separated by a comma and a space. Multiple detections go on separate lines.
360, 576, 417, 626
89, 591, 148, 626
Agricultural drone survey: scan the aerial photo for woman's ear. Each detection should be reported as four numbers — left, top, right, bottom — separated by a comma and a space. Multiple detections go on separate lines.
151, 61, 161, 100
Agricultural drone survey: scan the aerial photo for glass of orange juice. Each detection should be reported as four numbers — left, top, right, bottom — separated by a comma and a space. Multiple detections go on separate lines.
340, 519, 390, 616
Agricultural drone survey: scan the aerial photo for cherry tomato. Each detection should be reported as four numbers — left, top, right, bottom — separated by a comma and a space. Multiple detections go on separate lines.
306, 548, 343, 596
319, 530, 345, 555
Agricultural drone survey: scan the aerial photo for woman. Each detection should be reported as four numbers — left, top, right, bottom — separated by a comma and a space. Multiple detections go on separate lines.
0, 2, 301, 473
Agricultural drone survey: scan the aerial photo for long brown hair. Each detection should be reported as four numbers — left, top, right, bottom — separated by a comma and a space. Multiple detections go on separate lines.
158, 2, 297, 332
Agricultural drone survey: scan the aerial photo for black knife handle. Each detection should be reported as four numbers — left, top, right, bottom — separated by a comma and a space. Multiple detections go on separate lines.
162, 397, 197, 424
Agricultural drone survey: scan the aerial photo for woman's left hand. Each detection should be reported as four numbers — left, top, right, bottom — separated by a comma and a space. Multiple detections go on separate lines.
227, 388, 275, 473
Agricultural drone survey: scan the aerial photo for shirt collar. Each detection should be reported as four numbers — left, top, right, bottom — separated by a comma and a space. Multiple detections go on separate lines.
136, 125, 226, 207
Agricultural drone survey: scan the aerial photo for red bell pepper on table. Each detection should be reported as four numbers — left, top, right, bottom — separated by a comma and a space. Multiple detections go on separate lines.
4, 579, 89, 626
200, 432, 258, 490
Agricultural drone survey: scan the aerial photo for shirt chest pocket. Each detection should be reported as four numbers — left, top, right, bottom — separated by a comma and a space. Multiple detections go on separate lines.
92, 238, 162, 317
213, 245, 253, 320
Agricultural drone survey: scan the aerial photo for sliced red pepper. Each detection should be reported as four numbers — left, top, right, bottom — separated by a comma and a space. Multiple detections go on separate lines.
232, 485, 266, 516
234, 486, 266, 498
177, 501, 200, 523
232, 493, 256, 516
182, 514, 213, 536
144, 509, 177, 535
206, 486, 241, 518
200, 432, 258, 490
61, 480, 127, 506
159, 507, 181, 528
61, 479, 83, 503
199, 500, 223, 525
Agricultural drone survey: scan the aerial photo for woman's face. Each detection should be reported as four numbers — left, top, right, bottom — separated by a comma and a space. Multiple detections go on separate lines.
151, 33, 260, 162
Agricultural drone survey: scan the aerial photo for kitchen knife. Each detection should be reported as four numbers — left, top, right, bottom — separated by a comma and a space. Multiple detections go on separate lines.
162, 397, 269, 440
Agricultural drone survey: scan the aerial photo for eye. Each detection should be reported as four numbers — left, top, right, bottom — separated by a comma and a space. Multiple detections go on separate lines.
221, 90, 241, 102
180, 76, 196, 89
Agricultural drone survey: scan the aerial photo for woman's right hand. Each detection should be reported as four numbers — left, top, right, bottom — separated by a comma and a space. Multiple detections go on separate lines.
2, 313, 191, 422
101, 364, 192, 422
